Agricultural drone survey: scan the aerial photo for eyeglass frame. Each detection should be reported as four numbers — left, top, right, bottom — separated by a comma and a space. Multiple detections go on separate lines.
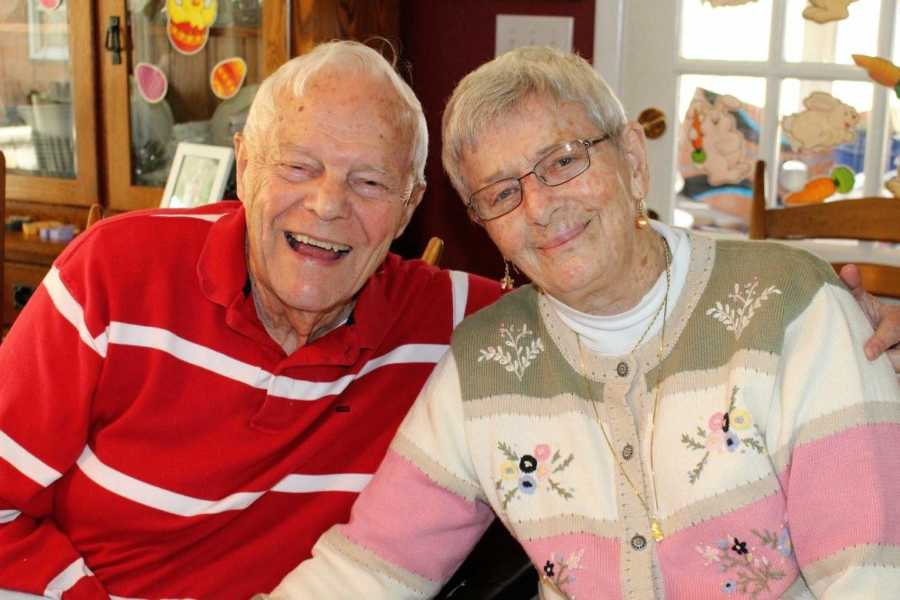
465, 135, 611, 223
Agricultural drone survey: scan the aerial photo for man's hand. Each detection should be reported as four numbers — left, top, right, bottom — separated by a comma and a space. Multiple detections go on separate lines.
840, 264, 900, 373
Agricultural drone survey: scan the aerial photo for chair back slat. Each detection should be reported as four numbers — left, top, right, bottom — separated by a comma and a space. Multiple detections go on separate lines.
750, 159, 900, 299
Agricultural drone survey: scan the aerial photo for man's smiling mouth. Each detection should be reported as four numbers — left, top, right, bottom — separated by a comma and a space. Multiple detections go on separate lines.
284, 231, 352, 256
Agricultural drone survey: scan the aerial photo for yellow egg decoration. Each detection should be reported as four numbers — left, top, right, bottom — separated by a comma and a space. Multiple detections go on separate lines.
210, 57, 247, 100
167, 0, 218, 55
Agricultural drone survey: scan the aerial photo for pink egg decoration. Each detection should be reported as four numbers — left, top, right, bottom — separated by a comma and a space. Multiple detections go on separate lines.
135, 63, 168, 104
39, 0, 63, 10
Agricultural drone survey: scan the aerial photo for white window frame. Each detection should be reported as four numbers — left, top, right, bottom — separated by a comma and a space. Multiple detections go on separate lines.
595, 0, 897, 220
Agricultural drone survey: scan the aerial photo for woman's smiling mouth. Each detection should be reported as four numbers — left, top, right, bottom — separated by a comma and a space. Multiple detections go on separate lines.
538, 218, 592, 252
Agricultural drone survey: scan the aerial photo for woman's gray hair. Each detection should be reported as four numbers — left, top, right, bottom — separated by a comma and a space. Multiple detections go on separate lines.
442, 46, 627, 199
242, 40, 428, 186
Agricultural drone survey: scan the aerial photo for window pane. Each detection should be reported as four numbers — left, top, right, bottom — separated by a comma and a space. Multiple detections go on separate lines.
783, 0, 880, 64
776, 79, 873, 203
0, 0, 76, 179
680, 0, 772, 62
675, 75, 766, 232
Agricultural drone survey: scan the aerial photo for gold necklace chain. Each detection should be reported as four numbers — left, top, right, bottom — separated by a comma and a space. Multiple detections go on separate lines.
575, 235, 671, 542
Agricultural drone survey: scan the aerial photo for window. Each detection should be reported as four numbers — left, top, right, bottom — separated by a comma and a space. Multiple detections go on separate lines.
611, 0, 898, 233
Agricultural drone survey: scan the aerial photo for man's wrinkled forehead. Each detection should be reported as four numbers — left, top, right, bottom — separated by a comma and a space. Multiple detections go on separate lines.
263, 68, 417, 172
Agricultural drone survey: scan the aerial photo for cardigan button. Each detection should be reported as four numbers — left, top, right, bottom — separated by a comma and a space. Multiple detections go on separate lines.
622, 444, 634, 460
616, 361, 629, 377
630, 533, 647, 551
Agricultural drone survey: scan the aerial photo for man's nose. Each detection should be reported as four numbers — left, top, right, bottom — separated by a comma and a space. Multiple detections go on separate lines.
305, 175, 351, 221
519, 173, 554, 225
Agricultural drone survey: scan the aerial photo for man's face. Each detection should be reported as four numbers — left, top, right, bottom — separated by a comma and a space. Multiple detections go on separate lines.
236, 70, 422, 319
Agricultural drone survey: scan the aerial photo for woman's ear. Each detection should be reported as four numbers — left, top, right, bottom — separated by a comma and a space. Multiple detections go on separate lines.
619, 121, 650, 200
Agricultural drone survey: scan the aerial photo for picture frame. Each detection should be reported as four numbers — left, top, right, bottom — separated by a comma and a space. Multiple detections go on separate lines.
27, 0, 70, 62
160, 142, 234, 209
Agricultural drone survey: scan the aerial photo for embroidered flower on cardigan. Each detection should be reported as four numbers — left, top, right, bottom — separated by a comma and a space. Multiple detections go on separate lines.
695, 528, 790, 599
541, 549, 584, 598
478, 323, 544, 381
705, 278, 782, 340
680, 387, 766, 484
495, 442, 574, 509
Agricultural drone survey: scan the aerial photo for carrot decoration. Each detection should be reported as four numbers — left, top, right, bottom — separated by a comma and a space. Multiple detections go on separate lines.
689, 110, 706, 164
852, 54, 900, 97
784, 165, 855, 206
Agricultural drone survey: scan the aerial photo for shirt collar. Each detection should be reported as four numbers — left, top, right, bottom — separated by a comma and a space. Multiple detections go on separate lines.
196, 203, 405, 361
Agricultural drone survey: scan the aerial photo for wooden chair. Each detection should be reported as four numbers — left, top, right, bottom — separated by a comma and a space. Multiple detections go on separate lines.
750, 160, 900, 298
86, 203, 103, 229
420, 236, 444, 266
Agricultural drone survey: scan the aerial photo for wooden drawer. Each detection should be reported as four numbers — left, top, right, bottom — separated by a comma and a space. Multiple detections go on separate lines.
3, 261, 49, 328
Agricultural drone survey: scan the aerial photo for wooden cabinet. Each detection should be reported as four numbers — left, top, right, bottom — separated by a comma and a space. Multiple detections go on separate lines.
2, 0, 398, 329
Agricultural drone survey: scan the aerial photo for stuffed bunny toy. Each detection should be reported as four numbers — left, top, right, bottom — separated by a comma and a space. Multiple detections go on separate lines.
689, 94, 754, 186
803, 0, 858, 23
781, 91, 859, 152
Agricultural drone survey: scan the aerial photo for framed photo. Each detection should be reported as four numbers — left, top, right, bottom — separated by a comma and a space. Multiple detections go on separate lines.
161, 143, 234, 209
28, 0, 70, 62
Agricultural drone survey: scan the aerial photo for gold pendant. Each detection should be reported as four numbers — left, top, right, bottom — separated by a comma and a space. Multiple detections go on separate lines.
650, 519, 665, 542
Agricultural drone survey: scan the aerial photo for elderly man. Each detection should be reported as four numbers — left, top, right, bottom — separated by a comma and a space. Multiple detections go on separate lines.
0, 40, 897, 600
0, 42, 499, 598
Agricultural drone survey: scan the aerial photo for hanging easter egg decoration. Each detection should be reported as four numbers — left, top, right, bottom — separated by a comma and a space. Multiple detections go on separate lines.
852, 54, 900, 98
210, 57, 247, 100
802, 0, 857, 24
784, 165, 855, 206
135, 63, 169, 104
167, 0, 217, 55
39, 0, 64, 10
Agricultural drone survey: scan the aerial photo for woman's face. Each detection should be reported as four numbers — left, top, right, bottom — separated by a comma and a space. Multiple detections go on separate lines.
457, 96, 651, 313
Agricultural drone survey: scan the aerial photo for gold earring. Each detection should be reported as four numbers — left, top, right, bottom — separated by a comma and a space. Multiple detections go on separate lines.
500, 260, 515, 290
635, 198, 649, 229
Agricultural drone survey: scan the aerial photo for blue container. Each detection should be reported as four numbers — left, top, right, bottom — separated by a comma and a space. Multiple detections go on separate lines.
833, 132, 900, 174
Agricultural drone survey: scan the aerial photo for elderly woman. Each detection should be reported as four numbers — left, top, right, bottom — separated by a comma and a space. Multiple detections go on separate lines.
264, 47, 900, 599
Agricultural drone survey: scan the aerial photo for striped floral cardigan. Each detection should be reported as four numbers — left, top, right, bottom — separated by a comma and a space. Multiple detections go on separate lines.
268, 235, 900, 600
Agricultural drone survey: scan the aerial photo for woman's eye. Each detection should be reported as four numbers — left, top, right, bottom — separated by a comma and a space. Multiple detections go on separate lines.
553, 155, 576, 169
493, 185, 519, 206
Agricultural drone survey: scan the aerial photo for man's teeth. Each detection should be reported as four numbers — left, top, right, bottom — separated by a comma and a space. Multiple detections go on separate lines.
285, 232, 351, 254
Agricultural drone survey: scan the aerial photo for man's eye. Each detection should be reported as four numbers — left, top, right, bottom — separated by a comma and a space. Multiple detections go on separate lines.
492, 185, 519, 206
555, 155, 576, 168
278, 163, 316, 180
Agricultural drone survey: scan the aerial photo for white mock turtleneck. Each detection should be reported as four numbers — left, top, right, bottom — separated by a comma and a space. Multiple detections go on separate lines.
545, 222, 690, 356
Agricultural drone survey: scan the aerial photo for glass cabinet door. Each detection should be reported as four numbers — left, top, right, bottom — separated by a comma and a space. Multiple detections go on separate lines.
0, 0, 99, 205
100, 0, 275, 211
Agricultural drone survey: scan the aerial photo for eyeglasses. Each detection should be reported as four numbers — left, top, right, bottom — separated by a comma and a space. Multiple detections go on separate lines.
467, 136, 610, 222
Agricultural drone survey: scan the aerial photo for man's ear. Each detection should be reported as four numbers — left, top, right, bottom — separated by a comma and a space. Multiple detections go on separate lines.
619, 121, 650, 201
233, 132, 249, 201
394, 183, 426, 239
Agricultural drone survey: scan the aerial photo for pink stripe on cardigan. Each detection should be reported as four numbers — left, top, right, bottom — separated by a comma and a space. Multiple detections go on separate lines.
337, 450, 494, 583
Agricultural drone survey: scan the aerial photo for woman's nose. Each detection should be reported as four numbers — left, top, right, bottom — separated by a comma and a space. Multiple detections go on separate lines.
519, 173, 554, 225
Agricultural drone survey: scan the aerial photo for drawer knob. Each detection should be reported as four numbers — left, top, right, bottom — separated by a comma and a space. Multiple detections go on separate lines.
13, 285, 34, 310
